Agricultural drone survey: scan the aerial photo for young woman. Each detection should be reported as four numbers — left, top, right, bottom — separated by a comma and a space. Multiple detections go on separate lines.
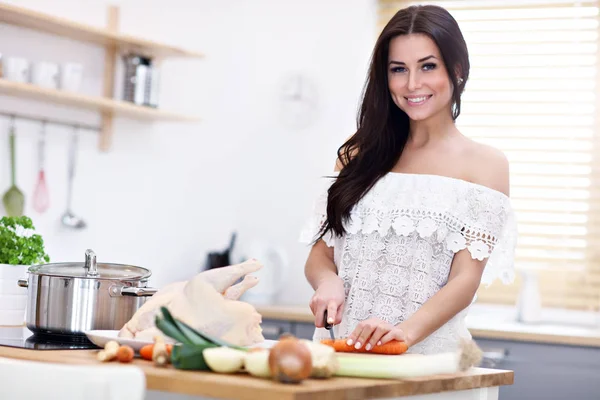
300, 4, 517, 355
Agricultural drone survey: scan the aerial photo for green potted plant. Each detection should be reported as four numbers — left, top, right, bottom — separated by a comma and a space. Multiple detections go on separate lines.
0, 216, 50, 325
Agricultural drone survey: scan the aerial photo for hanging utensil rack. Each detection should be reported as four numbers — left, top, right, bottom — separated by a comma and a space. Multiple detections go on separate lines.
0, 111, 100, 132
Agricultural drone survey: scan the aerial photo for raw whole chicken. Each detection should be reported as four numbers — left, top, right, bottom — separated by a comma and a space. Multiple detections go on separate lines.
118, 259, 265, 347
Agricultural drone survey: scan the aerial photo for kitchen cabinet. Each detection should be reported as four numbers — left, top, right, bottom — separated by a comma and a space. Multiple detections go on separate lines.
259, 319, 294, 340
260, 319, 317, 341
295, 321, 319, 340
475, 338, 600, 400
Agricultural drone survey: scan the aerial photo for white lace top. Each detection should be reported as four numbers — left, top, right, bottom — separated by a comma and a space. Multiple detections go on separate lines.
299, 172, 517, 355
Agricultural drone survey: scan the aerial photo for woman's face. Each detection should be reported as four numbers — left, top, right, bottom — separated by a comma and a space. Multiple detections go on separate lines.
387, 33, 454, 122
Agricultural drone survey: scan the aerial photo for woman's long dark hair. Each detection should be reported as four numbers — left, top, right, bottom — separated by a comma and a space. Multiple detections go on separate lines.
317, 5, 470, 242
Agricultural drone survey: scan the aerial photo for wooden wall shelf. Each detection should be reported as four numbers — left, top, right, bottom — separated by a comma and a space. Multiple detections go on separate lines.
0, 2, 203, 151
0, 79, 200, 122
0, 3, 204, 59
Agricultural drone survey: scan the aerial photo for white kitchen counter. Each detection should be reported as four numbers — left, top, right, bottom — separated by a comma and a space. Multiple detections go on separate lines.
464, 304, 600, 347
254, 303, 600, 348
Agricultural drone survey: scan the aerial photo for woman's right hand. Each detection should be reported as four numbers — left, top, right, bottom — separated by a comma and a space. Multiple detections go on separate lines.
309, 275, 345, 328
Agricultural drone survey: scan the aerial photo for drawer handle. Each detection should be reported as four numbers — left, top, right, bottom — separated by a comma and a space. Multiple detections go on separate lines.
481, 349, 508, 367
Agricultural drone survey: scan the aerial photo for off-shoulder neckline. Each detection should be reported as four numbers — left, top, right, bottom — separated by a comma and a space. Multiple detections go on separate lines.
384, 171, 510, 200
327, 171, 510, 200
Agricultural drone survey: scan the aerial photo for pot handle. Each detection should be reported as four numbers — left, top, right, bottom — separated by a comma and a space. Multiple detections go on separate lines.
17, 279, 28, 288
118, 287, 158, 297
84, 249, 99, 276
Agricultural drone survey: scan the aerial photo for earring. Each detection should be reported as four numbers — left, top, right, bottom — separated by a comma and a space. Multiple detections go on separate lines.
457, 77, 464, 85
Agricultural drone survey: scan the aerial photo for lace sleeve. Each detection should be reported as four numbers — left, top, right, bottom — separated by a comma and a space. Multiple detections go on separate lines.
298, 176, 337, 247
446, 185, 518, 286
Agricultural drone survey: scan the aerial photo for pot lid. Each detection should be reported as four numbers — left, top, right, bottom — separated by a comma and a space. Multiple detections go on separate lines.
27, 249, 151, 280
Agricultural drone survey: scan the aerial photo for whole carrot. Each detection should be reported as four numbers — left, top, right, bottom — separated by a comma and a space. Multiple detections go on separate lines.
320, 339, 408, 355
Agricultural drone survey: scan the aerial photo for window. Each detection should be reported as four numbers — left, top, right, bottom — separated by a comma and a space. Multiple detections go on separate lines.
377, 0, 600, 310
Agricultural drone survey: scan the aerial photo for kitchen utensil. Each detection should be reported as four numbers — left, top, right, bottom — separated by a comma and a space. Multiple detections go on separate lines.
61, 126, 86, 229
122, 54, 151, 105
2, 117, 25, 217
32, 122, 49, 214
17, 249, 158, 336
148, 65, 160, 108
324, 310, 335, 340
204, 232, 237, 270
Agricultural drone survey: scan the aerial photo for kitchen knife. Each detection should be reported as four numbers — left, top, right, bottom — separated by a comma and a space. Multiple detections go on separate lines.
324, 310, 335, 340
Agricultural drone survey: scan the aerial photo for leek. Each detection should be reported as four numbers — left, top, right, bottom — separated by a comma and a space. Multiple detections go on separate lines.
334, 352, 462, 379
154, 314, 191, 345
154, 307, 248, 371
171, 343, 215, 370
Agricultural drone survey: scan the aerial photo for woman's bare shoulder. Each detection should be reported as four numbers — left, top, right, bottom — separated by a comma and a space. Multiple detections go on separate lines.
462, 138, 510, 196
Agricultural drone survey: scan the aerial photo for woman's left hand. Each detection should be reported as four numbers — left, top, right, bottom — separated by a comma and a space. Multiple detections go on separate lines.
347, 317, 407, 351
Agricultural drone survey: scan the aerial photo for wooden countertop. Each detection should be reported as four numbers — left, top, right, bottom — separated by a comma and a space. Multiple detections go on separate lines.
0, 345, 513, 400
255, 305, 600, 348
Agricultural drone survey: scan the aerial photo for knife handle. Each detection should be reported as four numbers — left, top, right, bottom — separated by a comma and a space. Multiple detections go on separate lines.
324, 310, 333, 330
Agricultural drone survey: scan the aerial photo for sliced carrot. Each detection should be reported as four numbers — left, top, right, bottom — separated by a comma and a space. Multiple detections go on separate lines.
139, 344, 153, 360
117, 345, 135, 363
139, 343, 173, 360
320, 338, 408, 355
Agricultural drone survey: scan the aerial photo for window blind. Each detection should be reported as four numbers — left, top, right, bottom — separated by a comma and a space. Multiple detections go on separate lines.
377, 0, 600, 310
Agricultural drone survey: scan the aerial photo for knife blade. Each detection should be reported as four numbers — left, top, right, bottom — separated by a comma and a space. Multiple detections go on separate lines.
324, 310, 335, 340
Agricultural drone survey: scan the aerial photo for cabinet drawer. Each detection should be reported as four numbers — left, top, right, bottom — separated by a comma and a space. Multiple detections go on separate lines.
474, 337, 600, 400
474, 338, 600, 368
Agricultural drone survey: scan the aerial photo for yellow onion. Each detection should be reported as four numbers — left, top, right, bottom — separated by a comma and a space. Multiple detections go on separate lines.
268, 336, 312, 383
244, 349, 271, 378
203, 347, 246, 374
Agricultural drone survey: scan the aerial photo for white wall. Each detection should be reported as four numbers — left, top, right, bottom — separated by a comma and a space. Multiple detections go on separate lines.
0, 0, 376, 305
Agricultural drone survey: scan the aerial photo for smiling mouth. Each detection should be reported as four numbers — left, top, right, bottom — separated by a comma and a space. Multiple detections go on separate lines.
405, 95, 433, 105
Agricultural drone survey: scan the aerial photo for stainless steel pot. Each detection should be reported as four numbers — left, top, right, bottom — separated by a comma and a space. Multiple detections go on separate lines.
17, 249, 157, 336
